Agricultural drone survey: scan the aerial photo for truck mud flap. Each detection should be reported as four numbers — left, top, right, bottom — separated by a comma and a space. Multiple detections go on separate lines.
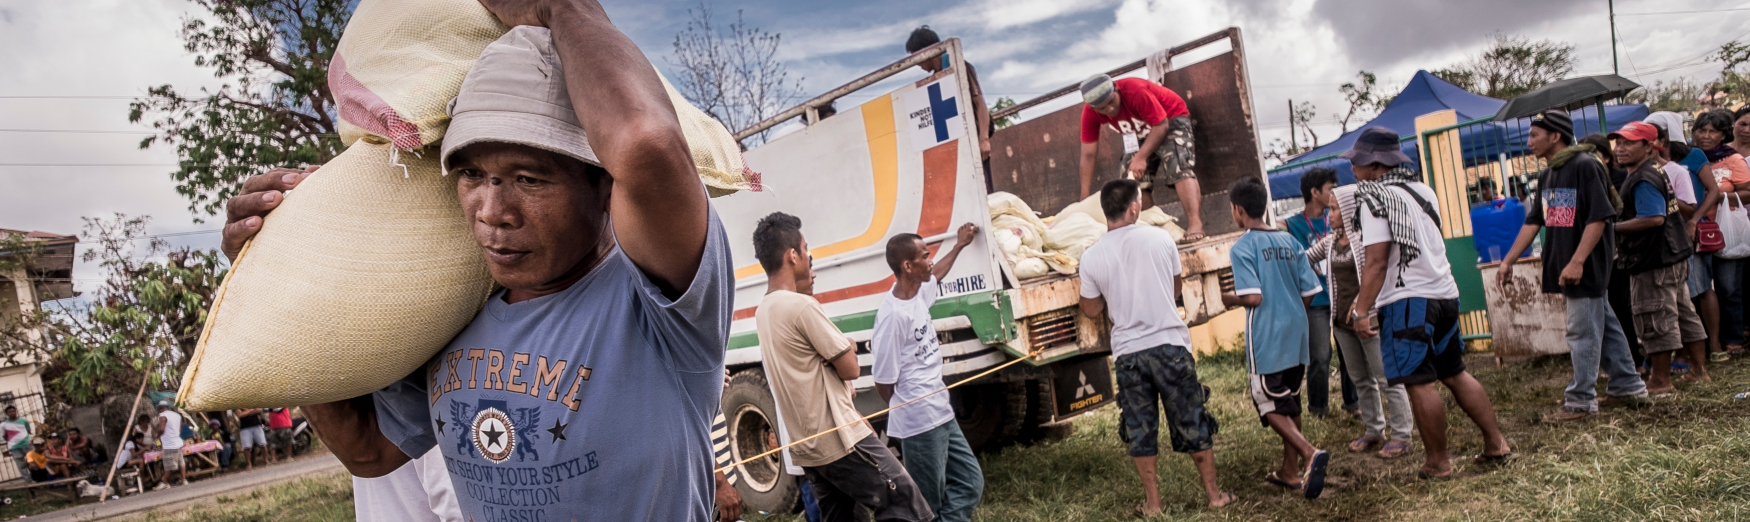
1048, 354, 1115, 421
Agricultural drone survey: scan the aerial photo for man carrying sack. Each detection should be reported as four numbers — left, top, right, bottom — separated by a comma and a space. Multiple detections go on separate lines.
219, 2, 734, 520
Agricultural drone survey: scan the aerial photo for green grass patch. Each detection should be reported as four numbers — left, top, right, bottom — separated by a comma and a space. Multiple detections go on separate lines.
128, 471, 354, 522
752, 349, 1750, 522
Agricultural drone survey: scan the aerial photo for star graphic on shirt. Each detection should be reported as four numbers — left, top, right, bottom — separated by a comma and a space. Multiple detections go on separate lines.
547, 419, 567, 442
434, 414, 446, 434
482, 425, 505, 447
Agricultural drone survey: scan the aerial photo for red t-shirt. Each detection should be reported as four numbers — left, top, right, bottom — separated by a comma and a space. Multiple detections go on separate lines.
1080, 78, 1189, 143
267, 408, 292, 429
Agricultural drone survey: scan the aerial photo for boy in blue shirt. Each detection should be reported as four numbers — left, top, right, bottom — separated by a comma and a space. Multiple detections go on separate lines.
1222, 177, 1331, 499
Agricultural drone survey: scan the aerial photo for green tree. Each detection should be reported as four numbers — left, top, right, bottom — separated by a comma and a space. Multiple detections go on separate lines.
1433, 33, 1576, 99
1338, 70, 1385, 133
129, 0, 351, 219
990, 96, 1019, 130
4, 216, 228, 406
1711, 40, 1750, 108
1624, 77, 1705, 114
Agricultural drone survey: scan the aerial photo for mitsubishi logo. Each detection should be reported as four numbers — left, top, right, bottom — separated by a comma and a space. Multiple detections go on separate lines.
1074, 371, 1096, 399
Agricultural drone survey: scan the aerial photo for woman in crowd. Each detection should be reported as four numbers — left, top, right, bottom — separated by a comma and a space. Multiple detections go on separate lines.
1697, 109, 1750, 357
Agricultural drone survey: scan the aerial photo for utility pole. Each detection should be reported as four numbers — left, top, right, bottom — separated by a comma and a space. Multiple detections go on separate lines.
1288, 99, 1298, 152
1608, 0, 1619, 75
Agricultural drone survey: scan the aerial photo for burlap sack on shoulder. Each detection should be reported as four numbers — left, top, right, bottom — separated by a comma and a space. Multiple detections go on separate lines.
180, 0, 755, 410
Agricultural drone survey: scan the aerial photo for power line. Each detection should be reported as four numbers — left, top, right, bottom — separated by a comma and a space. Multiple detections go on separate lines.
0, 128, 155, 135
1616, 7, 1750, 16
0, 95, 138, 100
0, 164, 177, 167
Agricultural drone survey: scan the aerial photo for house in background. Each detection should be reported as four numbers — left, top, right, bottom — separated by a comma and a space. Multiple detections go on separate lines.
0, 229, 78, 405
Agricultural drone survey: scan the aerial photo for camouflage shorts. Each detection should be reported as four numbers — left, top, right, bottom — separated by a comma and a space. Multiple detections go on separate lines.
1117, 115, 1196, 190
1115, 343, 1218, 457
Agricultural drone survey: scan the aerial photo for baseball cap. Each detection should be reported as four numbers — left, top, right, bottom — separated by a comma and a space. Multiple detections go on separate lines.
1081, 74, 1116, 107
441, 26, 599, 174
1608, 121, 1666, 151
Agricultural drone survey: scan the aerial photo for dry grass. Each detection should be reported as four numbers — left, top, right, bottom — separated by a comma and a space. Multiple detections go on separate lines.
752, 348, 1750, 522
126, 471, 354, 522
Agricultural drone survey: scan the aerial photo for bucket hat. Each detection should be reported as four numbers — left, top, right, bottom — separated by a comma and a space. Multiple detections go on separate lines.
1339, 127, 1412, 167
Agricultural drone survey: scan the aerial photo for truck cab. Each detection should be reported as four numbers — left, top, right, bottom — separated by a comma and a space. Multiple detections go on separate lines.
714, 28, 1265, 514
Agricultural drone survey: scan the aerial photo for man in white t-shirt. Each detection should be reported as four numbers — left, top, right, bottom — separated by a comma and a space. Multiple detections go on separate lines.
152, 401, 187, 487
1343, 128, 1512, 480
1078, 179, 1232, 516
354, 448, 463, 522
874, 222, 980, 522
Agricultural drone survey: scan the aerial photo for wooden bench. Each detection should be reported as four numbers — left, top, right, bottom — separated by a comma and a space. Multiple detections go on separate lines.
0, 475, 90, 502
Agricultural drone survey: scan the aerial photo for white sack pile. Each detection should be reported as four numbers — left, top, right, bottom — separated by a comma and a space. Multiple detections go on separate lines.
988, 193, 1184, 280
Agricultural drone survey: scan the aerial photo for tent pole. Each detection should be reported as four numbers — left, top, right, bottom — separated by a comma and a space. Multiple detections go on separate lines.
100, 373, 151, 502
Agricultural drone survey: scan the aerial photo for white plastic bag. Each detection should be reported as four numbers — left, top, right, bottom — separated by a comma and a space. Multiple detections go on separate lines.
1720, 193, 1750, 259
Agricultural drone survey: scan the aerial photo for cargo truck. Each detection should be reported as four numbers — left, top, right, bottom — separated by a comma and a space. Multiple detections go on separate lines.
714, 27, 1268, 513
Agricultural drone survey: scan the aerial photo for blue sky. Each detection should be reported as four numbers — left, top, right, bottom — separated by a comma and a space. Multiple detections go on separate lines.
1, 0, 1745, 293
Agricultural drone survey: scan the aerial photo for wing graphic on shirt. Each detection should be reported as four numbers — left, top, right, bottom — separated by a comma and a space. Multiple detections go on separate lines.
449, 400, 476, 458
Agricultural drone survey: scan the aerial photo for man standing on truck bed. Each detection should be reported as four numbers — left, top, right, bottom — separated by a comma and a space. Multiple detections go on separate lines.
906, 26, 994, 192
874, 223, 982, 522
218, 3, 735, 520
754, 212, 932, 522
1079, 74, 1205, 242
1079, 179, 1233, 515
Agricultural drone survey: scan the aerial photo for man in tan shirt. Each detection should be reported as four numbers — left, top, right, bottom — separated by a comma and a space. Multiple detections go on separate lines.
753, 212, 931, 522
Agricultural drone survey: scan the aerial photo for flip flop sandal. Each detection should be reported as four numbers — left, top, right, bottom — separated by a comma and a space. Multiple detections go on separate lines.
1131, 503, 1158, 519
1377, 440, 1410, 459
1472, 452, 1513, 467
1264, 471, 1300, 490
1347, 437, 1381, 453
1183, 232, 1206, 242
1415, 468, 1453, 480
1209, 491, 1238, 509
1302, 450, 1330, 499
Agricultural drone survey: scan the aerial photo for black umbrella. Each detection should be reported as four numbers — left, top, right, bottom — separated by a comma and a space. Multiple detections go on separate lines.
1492, 74, 1642, 121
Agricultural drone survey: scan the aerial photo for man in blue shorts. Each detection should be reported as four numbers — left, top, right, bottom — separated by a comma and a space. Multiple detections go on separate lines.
1344, 127, 1513, 480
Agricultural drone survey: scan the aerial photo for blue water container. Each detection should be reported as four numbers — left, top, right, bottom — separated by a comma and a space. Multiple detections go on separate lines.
1471, 197, 1528, 263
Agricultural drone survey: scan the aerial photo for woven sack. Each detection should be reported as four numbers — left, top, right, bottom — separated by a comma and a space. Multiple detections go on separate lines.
331, 0, 506, 150
179, 141, 495, 410
656, 70, 756, 196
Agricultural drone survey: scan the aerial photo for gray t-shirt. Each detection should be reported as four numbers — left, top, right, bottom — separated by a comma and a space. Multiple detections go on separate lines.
375, 210, 732, 522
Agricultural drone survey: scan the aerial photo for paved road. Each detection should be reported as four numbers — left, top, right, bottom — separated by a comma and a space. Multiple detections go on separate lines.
17, 453, 345, 522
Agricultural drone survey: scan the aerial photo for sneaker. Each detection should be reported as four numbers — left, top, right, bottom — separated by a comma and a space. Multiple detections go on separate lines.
1547, 407, 1594, 422
1600, 394, 1652, 409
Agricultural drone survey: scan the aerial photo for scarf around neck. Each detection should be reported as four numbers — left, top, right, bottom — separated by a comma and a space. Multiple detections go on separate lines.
1705, 144, 1739, 164
1352, 166, 1426, 287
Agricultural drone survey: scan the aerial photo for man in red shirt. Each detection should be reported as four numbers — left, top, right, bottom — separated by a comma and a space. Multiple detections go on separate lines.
1079, 74, 1204, 241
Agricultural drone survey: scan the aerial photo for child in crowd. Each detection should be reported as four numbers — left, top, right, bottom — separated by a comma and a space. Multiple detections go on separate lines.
1221, 177, 1331, 499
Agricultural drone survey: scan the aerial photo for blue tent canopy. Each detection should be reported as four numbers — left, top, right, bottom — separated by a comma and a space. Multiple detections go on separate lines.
1266, 71, 1649, 200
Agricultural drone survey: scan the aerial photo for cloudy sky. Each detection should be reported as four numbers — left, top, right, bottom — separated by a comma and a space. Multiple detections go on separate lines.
1, 0, 1745, 294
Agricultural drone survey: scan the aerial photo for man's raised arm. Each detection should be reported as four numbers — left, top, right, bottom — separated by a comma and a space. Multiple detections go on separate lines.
480, 0, 709, 299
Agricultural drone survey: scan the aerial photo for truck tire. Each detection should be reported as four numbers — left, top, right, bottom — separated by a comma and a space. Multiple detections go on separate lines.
1013, 378, 1051, 445
952, 382, 1026, 452
723, 369, 800, 515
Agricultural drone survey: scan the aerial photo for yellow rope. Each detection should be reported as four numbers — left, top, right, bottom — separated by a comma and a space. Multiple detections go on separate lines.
717, 347, 1045, 473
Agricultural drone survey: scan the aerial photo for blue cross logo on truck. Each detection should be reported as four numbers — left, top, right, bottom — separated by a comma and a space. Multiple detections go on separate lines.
926, 82, 959, 142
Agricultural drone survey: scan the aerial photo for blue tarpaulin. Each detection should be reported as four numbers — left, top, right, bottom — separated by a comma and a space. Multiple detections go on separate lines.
1266, 70, 1648, 200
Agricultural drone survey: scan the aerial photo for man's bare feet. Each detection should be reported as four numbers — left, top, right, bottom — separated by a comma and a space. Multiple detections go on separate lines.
1133, 502, 1162, 518
1183, 225, 1206, 243
1208, 491, 1237, 508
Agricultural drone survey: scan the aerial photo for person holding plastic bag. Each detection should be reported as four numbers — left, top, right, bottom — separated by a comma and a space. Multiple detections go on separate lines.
1695, 110, 1750, 354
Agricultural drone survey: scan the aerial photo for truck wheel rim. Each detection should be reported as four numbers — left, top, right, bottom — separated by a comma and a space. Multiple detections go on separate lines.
730, 404, 783, 493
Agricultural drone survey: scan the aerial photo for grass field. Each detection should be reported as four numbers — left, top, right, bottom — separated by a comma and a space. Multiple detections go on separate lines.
752, 348, 1750, 522
37, 348, 1747, 522
126, 471, 355, 522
